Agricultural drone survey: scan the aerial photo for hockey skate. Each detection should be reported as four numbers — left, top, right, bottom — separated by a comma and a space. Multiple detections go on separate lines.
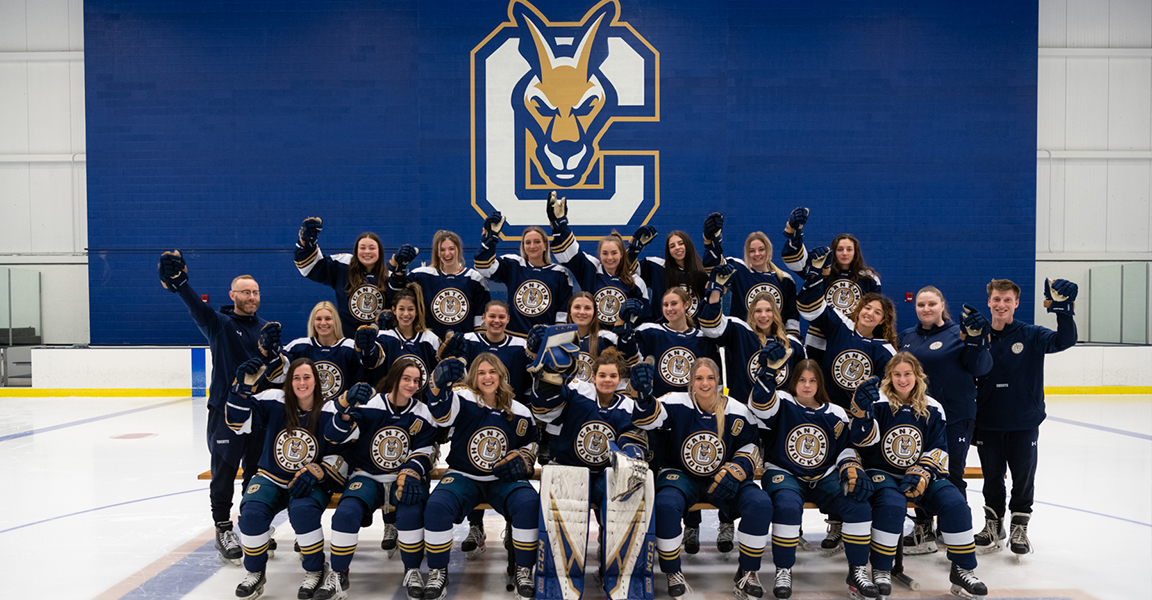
821, 519, 844, 555
733, 569, 764, 600
461, 524, 486, 559
403, 568, 424, 600
717, 522, 736, 555
667, 571, 691, 600
266, 526, 277, 559
216, 521, 243, 566
846, 564, 878, 600
772, 567, 792, 599
235, 570, 266, 600
949, 563, 988, 600
314, 568, 348, 600
1009, 512, 1033, 560
902, 517, 937, 555
424, 568, 448, 600
514, 565, 535, 600
298, 563, 327, 600
871, 569, 891, 600
683, 526, 700, 555
973, 506, 1005, 554
381, 522, 399, 557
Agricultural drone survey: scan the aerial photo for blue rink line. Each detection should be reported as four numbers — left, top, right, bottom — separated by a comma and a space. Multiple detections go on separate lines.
0, 486, 208, 535
0, 397, 189, 443
1045, 416, 1152, 441
968, 486, 1152, 528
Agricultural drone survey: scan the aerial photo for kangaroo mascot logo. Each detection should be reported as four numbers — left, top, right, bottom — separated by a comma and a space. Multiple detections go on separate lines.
472, 0, 659, 235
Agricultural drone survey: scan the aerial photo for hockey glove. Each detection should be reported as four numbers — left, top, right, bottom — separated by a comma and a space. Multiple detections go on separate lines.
428, 357, 466, 401
288, 463, 326, 499
960, 304, 989, 347
784, 206, 809, 239
158, 250, 188, 292
492, 451, 532, 482
378, 309, 398, 331
627, 225, 658, 263
546, 191, 569, 228
354, 325, 381, 364
754, 340, 790, 384
336, 382, 374, 418
838, 456, 872, 501
706, 263, 735, 297
393, 467, 427, 505
619, 298, 647, 341
898, 464, 932, 502
703, 212, 724, 246
629, 357, 656, 399
437, 330, 467, 361
481, 211, 505, 249
849, 376, 880, 420
299, 217, 323, 247
808, 245, 832, 275
707, 462, 747, 501
231, 357, 266, 397
1044, 278, 1078, 315
258, 322, 282, 360
390, 244, 419, 272
526, 324, 548, 357
526, 324, 580, 385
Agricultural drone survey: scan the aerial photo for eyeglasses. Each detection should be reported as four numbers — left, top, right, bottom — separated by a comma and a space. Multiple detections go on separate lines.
232, 290, 261, 297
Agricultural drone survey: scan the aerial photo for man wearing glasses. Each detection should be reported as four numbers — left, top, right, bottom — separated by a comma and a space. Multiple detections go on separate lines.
158, 250, 274, 566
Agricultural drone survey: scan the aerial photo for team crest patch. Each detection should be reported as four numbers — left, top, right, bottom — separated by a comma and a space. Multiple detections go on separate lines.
595, 287, 627, 324
274, 429, 319, 472
315, 361, 342, 401
771, 474, 784, 484
471, 0, 660, 236
785, 425, 829, 468
514, 280, 552, 316
681, 431, 724, 476
370, 427, 411, 471
826, 280, 863, 314
349, 285, 385, 322
247, 484, 260, 494
432, 289, 469, 325
832, 349, 871, 390
678, 284, 700, 317
872, 474, 885, 483
402, 355, 429, 388
575, 351, 594, 381
747, 351, 790, 388
745, 283, 783, 315
882, 426, 923, 468
469, 427, 510, 471
1012, 342, 1024, 354
658, 347, 695, 386
574, 421, 616, 465
929, 341, 943, 350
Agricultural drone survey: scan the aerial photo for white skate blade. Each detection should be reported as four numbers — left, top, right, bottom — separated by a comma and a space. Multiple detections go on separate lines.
222, 555, 242, 566
974, 542, 1002, 555
950, 583, 985, 600
847, 587, 872, 600
820, 544, 845, 558
387, 547, 398, 559
237, 583, 264, 600
465, 545, 486, 560
903, 541, 937, 555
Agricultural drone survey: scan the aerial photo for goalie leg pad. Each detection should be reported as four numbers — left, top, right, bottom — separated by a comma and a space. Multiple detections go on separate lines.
537, 465, 591, 600
602, 460, 656, 600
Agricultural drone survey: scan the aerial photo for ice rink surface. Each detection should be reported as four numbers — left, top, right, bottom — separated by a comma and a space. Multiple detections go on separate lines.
1, 394, 1148, 600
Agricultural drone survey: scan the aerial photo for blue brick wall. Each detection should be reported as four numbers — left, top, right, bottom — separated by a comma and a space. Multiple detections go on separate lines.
85, 0, 1037, 344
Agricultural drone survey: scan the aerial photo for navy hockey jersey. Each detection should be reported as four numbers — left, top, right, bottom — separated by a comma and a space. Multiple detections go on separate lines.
749, 383, 854, 482
800, 287, 896, 409
176, 282, 265, 411
850, 393, 950, 480
634, 323, 721, 397
636, 257, 705, 322
633, 392, 760, 482
551, 225, 648, 331
898, 320, 992, 423
530, 380, 648, 472
571, 331, 639, 383
474, 250, 574, 337
225, 390, 348, 489
324, 392, 439, 483
295, 248, 396, 329
698, 297, 806, 404
270, 337, 363, 401
428, 388, 539, 482
722, 258, 801, 337
975, 315, 1077, 431
363, 329, 441, 391
407, 266, 491, 339
461, 332, 531, 400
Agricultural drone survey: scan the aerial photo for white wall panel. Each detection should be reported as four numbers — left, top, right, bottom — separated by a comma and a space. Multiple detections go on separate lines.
28, 164, 78, 253
26, 62, 73, 154
1107, 58, 1151, 149
1038, 57, 1068, 149
1068, 0, 1113, 47
1038, 157, 1069, 253
1040, 0, 1069, 47
68, 0, 83, 50
0, 63, 30, 154
1037, 158, 1053, 252
25, 0, 71, 52
0, 0, 28, 51
1106, 161, 1151, 251
1062, 160, 1109, 251
1108, 0, 1152, 48
0, 165, 32, 252
69, 61, 85, 149
1065, 58, 1111, 149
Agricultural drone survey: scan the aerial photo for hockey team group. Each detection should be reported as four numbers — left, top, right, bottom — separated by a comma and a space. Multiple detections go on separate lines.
157, 193, 1077, 600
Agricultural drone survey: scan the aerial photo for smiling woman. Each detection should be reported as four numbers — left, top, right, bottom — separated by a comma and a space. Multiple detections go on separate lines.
294, 218, 397, 331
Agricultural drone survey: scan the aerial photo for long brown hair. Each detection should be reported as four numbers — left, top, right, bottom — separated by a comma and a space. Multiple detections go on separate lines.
376, 357, 426, 399
880, 351, 930, 419
746, 292, 788, 347
431, 230, 464, 273
465, 353, 517, 421
346, 232, 389, 295
662, 287, 697, 329
915, 285, 951, 322
520, 226, 552, 265
392, 283, 428, 333
849, 292, 897, 347
663, 231, 707, 298
788, 359, 831, 406
599, 232, 636, 287
826, 233, 878, 282
282, 358, 324, 434
566, 292, 602, 358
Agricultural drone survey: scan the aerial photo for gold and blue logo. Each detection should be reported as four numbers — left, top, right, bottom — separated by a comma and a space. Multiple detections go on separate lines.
471, 0, 660, 237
